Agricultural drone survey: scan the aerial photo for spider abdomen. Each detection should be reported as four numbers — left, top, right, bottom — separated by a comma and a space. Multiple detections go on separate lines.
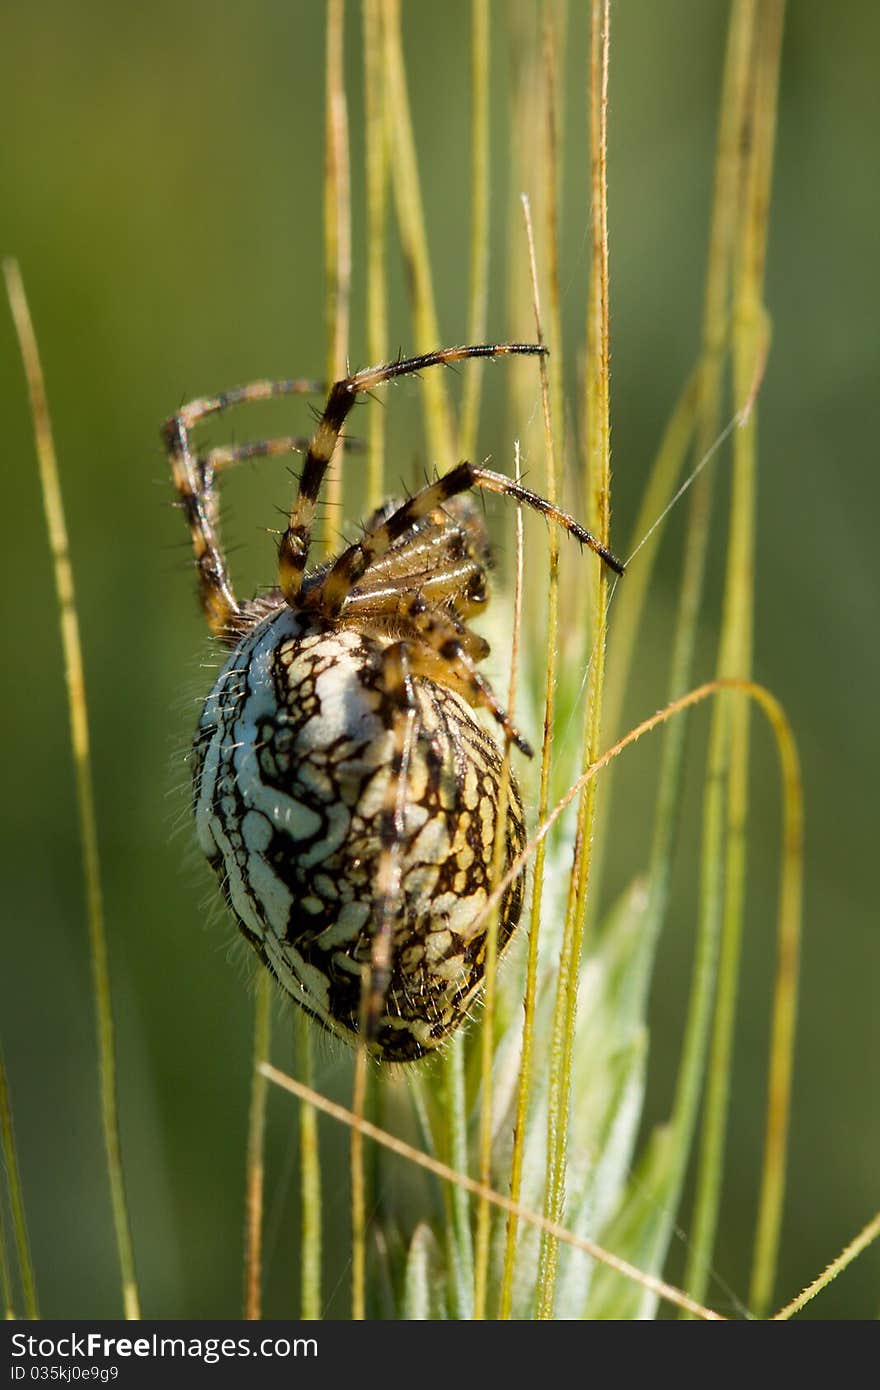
193, 607, 526, 1061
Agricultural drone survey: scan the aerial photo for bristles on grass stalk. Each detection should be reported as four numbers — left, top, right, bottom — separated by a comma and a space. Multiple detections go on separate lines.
772, 1212, 880, 1321
261, 1060, 725, 1319
362, 0, 389, 511
581, 0, 762, 1318
458, 0, 490, 462
497, 194, 562, 1320
321, 0, 352, 559
535, 0, 614, 1318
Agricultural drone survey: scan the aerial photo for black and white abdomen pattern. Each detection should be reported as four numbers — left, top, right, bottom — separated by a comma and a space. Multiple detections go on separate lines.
192, 607, 526, 1061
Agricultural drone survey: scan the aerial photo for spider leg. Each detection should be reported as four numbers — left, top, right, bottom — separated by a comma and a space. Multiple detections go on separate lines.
362, 641, 419, 1048
344, 565, 491, 645
387, 596, 532, 756
162, 378, 321, 638
277, 342, 547, 606
338, 500, 491, 629
363, 618, 527, 1048
308, 459, 624, 619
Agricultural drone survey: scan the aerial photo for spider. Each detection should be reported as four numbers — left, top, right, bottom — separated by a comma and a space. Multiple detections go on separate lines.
164, 343, 624, 1062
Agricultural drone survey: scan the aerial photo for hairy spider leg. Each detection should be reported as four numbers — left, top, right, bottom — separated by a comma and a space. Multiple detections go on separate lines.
361, 640, 419, 1048
276, 342, 551, 606
312, 459, 624, 621
364, 628, 524, 1051
342, 495, 492, 631
163, 378, 322, 637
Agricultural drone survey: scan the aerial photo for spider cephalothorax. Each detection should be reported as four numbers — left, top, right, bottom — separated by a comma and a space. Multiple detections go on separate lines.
165, 344, 623, 1061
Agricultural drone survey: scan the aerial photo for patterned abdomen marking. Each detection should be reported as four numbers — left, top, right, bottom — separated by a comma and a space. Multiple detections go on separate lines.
193, 608, 526, 1061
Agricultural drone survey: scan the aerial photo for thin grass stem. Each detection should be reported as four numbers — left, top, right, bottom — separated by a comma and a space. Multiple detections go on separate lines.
322, 0, 352, 558
381, 0, 455, 471
4, 259, 141, 1321
350, 1048, 368, 1319
684, 0, 786, 1314
442, 1034, 474, 1319
363, 0, 388, 510
585, 3, 758, 1314
772, 1212, 880, 1321
261, 1061, 724, 1320
536, 0, 612, 1317
498, 194, 560, 1319
243, 973, 272, 1319
295, 1013, 322, 1320
0, 1054, 36, 1318
459, 0, 491, 461
0, 1202, 13, 1320
473, 445, 523, 1319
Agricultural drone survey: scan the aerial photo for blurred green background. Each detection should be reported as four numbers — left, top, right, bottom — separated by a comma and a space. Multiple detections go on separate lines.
1, 0, 877, 1319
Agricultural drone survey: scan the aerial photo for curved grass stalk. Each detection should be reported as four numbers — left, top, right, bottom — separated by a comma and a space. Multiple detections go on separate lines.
466, 676, 801, 1110
260, 661, 802, 1323
612, 0, 757, 1006
684, 0, 786, 1315
261, 1061, 723, 1320
468, 672, 802, 1321
4, 259, 141, 1322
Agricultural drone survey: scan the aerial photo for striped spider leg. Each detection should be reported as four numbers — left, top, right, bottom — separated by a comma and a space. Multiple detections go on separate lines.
168, 343, 624, 1060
